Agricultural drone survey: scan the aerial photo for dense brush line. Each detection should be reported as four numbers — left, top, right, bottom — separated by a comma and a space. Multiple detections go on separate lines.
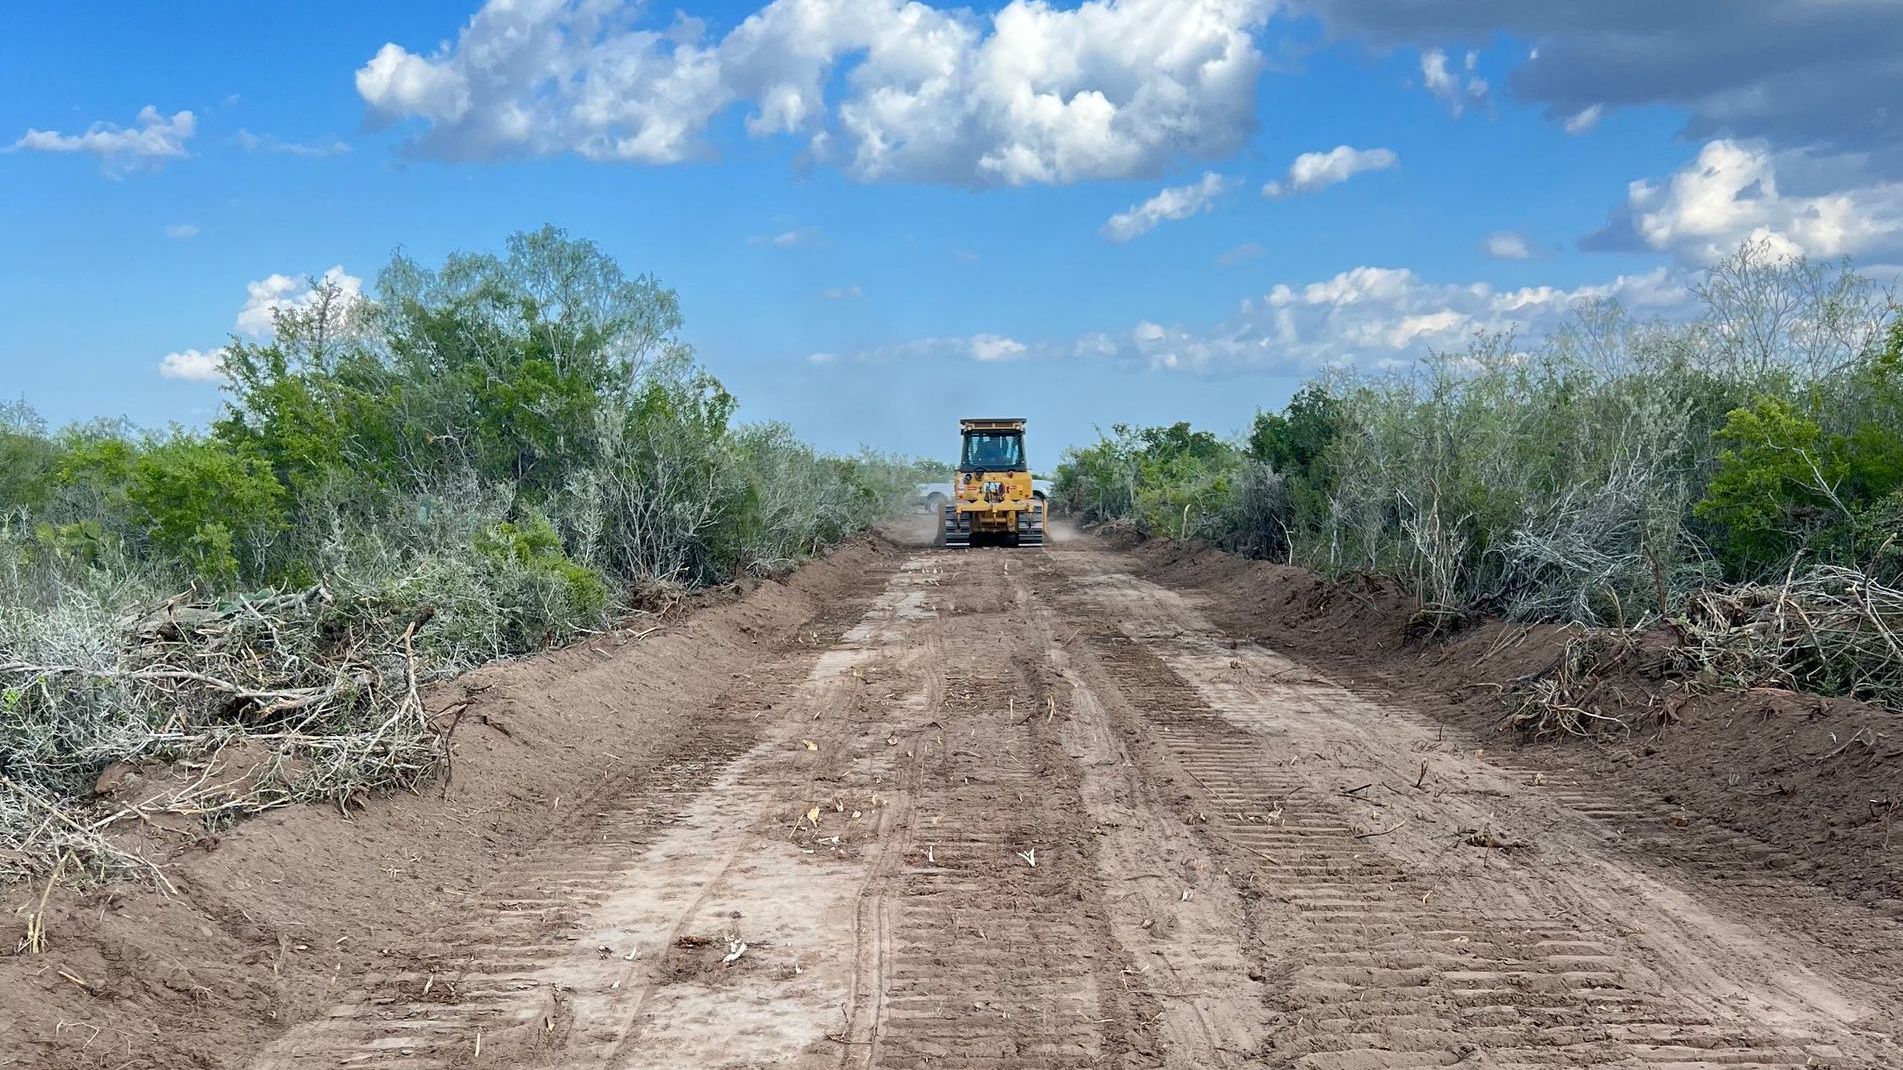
0, 227, 931, 885
1056, 240, 1903, 709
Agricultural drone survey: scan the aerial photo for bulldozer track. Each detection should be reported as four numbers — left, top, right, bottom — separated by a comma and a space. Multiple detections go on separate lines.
247, 559, 914, 1070
837, 560, 1149, 1070
1075, 633, 1834, 1067
228, 529, 1903, 1070
1039, 547, 1902, 1069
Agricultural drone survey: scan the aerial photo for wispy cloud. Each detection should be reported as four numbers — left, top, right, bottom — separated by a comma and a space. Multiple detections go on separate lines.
1264, 146, 1398, 198
164, 223, 200, 240
751, 226, 822, 249
1102, 172, 1230, 242
1215, 242, 1263, 267
8, 105, 195, 176
1420, 49, 1488, 117
1563, 104, 1603, 135
970, 334, 1029, 362
233, 129, 351, 158
1483, 231, 1532, 259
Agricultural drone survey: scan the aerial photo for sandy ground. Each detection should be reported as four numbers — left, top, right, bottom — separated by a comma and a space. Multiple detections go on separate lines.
5, 519, 1901, 1068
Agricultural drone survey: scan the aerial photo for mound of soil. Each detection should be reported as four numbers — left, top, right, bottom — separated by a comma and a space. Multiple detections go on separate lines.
0, 534, 900, 1070
1124, 537, 1903, 911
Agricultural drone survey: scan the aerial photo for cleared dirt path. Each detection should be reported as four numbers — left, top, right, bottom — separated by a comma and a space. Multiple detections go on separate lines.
244, 529, 1903, 1069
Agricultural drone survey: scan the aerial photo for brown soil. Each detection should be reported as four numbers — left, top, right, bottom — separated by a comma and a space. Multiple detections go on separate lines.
0, 534, 901, 1069
1124, 537, 1903, 913
3, 520, 1900, 1069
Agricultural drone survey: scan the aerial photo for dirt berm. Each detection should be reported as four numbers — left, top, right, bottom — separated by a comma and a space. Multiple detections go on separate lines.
0, 535, 901, 1069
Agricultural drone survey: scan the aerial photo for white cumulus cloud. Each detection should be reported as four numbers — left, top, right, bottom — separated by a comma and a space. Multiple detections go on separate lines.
1592, 139, 1903, 264
824, 264, 1696, 374
1102, 172, 1229, 242
158, 267, 366, 382
358, 42, 475, 126
158, 348, 227, 383
354, 0, 1274, 185
9, 106, 195, 176
1120, 264, 1689, 373
236, 266, 365, 336
1263, 145, 1398, 198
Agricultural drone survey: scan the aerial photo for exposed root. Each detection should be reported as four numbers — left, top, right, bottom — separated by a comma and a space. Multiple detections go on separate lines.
1501, 630, 1638, 741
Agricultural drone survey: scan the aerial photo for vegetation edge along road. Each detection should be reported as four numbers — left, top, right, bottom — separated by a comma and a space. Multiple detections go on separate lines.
0, 227, 942, 889
1055, 240, 1903, 723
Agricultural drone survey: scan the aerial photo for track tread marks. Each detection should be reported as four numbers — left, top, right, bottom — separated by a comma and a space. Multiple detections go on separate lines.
1053, 594, 1856, 1070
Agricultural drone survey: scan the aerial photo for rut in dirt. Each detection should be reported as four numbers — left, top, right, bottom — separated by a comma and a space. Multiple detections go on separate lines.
243, 527, 1903, 1070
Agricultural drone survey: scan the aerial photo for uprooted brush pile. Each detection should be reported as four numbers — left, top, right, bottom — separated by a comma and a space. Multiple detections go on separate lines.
1500, 629, 1662, 741
1503, 564, 1903, 741
1, 585, 447, 887
1680, 566, 1903, 709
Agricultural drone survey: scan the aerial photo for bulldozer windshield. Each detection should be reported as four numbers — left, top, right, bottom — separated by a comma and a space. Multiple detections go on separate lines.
961, 431, 1025, 471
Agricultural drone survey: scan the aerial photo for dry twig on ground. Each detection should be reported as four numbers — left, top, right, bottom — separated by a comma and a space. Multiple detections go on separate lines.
1, 585, 447, 886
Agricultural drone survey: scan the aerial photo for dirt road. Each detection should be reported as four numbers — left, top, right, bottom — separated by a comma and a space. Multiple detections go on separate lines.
240, 524, 1902, 1069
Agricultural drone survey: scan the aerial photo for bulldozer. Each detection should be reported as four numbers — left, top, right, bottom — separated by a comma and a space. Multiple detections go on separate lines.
941, 418, 1046, 548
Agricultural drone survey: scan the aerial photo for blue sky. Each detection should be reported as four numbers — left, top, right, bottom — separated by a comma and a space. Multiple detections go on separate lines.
5, 0, 1902, 462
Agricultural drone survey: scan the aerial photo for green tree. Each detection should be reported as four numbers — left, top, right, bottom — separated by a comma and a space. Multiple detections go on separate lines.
1248, 386, 1341, 480
128, 438, 286, 583
1695, 398, 1848, 572
0, 400, 59, 511
52, 431, 286, 582
1248, 386, 1343, 541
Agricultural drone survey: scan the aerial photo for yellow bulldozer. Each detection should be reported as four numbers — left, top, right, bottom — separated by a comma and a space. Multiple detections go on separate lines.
941, 418, 1046, 547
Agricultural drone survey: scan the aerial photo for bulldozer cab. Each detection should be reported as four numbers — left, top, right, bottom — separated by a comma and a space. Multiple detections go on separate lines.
960, 426, 1026, 472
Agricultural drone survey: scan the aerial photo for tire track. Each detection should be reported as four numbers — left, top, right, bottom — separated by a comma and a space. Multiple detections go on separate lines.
1020, 552, 1274, 1069
242, 529, 1903, 1070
